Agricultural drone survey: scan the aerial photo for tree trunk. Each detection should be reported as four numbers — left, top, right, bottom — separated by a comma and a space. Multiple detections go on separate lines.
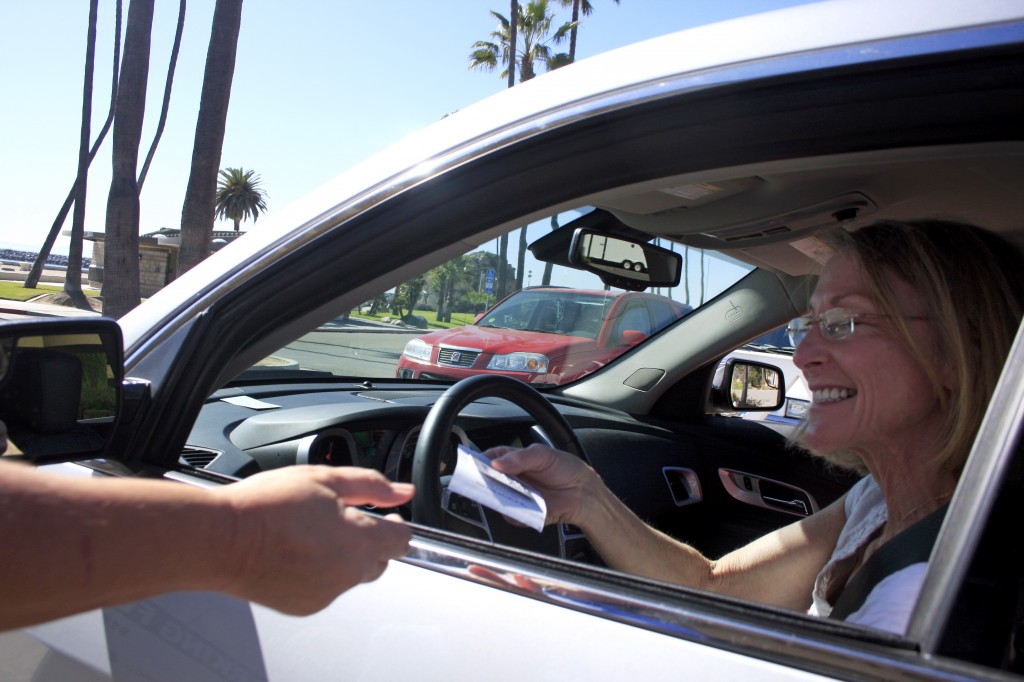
102, 0, 155, 319
496, 233, 509, 299
568, 0, 580, 62
542, 215, 558, 285
699, 248, 706, 304
507, 1, 518, 89
516, 226, 527, 290
63, 0, 100, 310
178, 0, 244, 275
25, 0, 122, 291
137, 0, 186, 190
683, 246, 690, 305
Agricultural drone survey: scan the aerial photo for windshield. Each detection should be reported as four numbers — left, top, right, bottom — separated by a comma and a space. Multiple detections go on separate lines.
743, 325, 795, 355
478, 290, 615, 336
250, 207, 755, 386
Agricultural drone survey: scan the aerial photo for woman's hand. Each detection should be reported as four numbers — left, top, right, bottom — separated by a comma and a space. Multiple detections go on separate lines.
483, 443, 598, 528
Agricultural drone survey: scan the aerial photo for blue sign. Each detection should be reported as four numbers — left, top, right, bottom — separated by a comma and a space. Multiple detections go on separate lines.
485, 268, 495, 294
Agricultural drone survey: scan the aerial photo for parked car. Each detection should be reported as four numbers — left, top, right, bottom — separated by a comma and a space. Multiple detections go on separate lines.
4, 1, 1024, 680
396, 287, 691, 386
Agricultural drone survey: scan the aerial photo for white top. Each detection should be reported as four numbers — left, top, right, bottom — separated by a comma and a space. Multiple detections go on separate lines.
807, 475, 928, 635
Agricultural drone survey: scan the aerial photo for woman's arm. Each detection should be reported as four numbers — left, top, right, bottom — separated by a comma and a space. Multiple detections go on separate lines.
488, 444, 847, 610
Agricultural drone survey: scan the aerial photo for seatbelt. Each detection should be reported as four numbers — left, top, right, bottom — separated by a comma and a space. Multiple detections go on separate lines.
830, 505, 948, 621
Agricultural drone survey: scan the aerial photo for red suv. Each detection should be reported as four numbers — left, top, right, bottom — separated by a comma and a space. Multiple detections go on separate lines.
396, 287, 691, 386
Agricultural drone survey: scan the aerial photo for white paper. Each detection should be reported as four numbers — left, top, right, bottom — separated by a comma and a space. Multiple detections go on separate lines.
448, 444, 547, 532
221, 395, 280, 410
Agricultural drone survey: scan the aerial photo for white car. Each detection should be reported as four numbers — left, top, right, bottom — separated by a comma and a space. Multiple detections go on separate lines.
3, 1, 1024, 679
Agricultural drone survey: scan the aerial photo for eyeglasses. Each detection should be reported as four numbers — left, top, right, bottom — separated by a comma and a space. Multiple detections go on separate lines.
786, 307, 926, 347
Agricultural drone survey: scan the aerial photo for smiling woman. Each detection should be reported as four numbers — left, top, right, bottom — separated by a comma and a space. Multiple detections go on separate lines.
487, 219, 1024, 635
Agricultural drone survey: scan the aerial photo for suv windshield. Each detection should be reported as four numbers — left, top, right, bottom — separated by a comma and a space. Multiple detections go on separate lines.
478, 290, 612, 336
251, 207, 755, 385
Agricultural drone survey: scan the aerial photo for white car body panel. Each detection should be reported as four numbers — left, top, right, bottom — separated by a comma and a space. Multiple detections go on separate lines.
21, 552, 832, 682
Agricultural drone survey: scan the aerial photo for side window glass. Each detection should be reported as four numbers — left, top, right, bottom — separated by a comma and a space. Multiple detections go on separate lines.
648, 300, 679, 334
615, 303, 653, 338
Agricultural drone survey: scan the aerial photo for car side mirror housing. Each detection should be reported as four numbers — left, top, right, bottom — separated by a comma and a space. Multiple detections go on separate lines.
0, 317, 126, 464
568, 228, 682, 292
617, 329, 648, 346
711, 358, 787, 413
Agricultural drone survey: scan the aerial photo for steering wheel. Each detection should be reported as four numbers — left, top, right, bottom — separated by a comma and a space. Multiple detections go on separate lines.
411, 374, 585, 527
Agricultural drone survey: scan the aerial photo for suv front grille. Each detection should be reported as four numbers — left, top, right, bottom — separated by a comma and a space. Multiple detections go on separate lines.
437, 346, 481, 367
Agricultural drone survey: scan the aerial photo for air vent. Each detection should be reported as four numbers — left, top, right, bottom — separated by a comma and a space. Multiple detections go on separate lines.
180, 446, 221, 468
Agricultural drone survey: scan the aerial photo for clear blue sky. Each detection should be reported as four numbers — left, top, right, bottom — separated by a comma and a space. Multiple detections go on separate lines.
0, 0, 816, 256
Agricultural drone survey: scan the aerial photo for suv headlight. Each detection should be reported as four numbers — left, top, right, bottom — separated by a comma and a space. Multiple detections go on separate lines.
402, 338, 433, 363
487, 352, 549, 373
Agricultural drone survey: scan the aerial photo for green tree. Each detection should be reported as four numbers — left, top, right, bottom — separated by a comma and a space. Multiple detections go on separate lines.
397, 276, 427, 318
429, 256, 471, 324
470, 0, 574, 293
469, 0, 575, 84
178, 0, 245, 274
215, 167, 268, 231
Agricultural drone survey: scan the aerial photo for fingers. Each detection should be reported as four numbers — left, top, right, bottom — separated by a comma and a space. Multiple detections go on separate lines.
488, 443, 560, 477
341, 507, 413, 585
315, 466, 415, 507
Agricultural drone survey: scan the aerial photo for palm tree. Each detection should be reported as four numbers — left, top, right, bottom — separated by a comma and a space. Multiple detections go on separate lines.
25, 0, 122, 291
102, 0, 155, 319
554, 0, 621, 64
469, 0, 575, 85
470, 1, 574, 293
215, 167, 268, 231
178, 0, 245, 273
59, 0, 101, 312
137, 0, 186, 190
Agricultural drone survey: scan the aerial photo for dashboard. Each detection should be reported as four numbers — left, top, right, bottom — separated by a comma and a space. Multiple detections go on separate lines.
181, 380, 854, 559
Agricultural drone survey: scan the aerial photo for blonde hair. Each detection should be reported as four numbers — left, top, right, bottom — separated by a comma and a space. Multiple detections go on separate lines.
798, 221, 1024, 474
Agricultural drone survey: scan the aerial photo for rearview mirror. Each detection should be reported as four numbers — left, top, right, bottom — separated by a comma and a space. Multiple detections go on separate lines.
569, 228, 682, 291
0, 317, 123, 464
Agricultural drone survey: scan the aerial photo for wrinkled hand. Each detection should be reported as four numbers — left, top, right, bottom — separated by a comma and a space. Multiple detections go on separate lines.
484, 443, 597, 527
216, 466, 414, 615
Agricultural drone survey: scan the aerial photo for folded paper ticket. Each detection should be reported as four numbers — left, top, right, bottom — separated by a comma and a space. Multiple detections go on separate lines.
448, 444, 547, 532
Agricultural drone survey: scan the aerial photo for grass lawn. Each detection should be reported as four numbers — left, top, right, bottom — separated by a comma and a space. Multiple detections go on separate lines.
0, 281, 100, 302
350, 308, 479, 329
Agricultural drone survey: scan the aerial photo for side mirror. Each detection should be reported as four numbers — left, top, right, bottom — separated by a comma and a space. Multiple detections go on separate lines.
711, 358, 786, 413
569, 228, 682, 292
0, 317, 124, 464
617, 329, 648, 346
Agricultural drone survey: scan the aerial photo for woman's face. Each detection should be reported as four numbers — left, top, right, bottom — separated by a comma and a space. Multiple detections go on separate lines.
793, 252, 947, 462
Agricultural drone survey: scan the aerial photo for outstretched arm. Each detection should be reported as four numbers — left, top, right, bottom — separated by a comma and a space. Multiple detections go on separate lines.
0, 462, 413, 630
488, 444, 846, 610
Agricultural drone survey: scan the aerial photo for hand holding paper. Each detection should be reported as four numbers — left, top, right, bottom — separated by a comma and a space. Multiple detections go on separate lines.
448, 445, 547, 532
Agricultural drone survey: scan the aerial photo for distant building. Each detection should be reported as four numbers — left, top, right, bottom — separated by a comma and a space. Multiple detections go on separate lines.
85, 228, 243, 297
